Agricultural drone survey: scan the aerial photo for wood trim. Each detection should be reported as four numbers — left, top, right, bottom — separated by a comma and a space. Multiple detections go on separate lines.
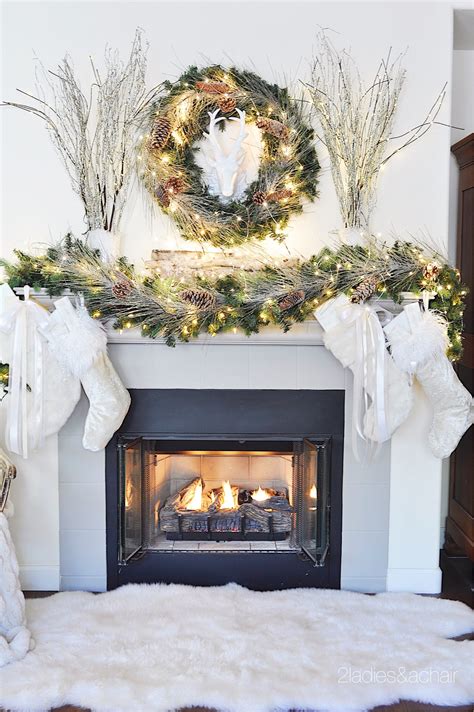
446, 516, 474, 560
448, 495, 474, 540
451, 132, 474, 169
447, 133, 474, 562
458, 162, 474, 190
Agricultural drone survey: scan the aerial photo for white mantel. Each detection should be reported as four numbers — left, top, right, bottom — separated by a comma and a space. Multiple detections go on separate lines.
7, 323, 443, 595
107, 319, 326, 346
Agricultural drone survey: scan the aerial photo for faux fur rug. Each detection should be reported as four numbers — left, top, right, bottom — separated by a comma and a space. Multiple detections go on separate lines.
1, 583, 473, 712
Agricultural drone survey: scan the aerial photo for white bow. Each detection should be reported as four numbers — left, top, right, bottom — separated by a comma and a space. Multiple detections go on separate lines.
336, 300, 390, 458
0, 285, 49, 458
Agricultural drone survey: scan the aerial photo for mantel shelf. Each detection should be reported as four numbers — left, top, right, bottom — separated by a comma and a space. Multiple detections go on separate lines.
12, 287, 420, 347
107, 319, 326, 346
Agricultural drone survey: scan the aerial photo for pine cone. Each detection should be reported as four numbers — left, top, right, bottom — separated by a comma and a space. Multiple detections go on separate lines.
112, 279, 133, 299
423, 262, 440, 282
155, 184, 170, 208
252, 190, 267, 205
256, 116, 290, 141
180, 288, 216, 310
195, 80, 232, 95
350, 275, 379, 304
149, 117, 171, 151
278, 289, 305, 311
217, 96, 237, 113
164, 177, 186, 195
266, 188, 294, 202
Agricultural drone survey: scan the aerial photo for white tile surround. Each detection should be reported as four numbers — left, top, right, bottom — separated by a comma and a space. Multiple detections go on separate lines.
4, 318, 442, 594
56, 320, 400, 594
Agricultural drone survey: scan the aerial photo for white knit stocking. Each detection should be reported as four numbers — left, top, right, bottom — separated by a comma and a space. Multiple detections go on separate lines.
80, 350, 131, 451
43, 297, 131, 451
385, 302, 473, 459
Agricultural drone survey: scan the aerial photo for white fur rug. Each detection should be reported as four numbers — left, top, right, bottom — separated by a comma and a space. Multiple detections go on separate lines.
0, 583, 473, 712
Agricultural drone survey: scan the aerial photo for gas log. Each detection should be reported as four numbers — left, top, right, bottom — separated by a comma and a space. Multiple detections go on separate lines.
160, 477, 293, 541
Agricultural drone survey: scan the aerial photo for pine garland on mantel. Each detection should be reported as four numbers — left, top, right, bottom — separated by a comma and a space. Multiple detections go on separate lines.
0, 236, 467, 360
0, 363, 9, 399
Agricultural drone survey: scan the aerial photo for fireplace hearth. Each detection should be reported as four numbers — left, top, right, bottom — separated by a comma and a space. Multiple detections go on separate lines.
106, 389, 344, 590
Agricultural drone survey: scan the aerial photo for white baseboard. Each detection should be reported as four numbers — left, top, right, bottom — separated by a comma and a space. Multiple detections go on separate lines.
386, 567, 442, 593
20, 566, 60, 591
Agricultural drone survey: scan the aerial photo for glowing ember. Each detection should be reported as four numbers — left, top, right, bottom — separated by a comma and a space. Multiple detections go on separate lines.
185, 480, 203, 510
251, 486, 271, 502
221, 480, 236, 509
310, 484, 317, 499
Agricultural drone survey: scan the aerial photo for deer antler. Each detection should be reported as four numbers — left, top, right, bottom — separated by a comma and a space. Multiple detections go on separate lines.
202, 108, 249, 198
204, 109, 227, 159
227, 109, 248, 160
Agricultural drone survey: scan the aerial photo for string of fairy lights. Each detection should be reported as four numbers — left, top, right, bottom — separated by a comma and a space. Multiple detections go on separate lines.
0, 236, 467, 364
0, 46, 468, 388
138, 65, 320, 247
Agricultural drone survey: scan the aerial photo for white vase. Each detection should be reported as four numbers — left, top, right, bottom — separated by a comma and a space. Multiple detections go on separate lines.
87, 228, 121, 259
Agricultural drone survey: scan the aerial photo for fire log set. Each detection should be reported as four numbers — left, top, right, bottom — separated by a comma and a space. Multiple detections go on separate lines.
160, 477, 293, 541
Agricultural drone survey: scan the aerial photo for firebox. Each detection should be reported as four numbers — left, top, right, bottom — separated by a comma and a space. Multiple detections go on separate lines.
106, 389, 344, 590
121, 437, 328, 553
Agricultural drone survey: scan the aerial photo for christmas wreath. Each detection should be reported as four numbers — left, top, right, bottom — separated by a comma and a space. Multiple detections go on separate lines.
139, 66, 320, 247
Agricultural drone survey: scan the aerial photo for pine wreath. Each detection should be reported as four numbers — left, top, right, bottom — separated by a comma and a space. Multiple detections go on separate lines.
139, 65, 320, 248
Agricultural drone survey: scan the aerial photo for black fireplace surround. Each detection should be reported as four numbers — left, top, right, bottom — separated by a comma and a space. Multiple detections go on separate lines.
106, 389, 344, 590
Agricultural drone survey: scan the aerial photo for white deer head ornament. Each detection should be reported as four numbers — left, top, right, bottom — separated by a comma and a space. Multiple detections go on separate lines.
203, 109, 248, 198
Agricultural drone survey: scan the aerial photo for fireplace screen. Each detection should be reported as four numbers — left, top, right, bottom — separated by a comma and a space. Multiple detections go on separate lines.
118, 438, 330, 565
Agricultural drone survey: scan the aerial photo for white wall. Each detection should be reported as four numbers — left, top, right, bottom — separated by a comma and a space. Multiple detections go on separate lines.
7, 434, 60, 590
448, 48, 474, 263
1, 1, 453, 263
451, 51, 474, 140
1, 1, 454, 590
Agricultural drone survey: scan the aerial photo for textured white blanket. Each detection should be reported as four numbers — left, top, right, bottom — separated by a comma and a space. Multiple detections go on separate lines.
0, 582, 473, 712
0, 502, 32, 667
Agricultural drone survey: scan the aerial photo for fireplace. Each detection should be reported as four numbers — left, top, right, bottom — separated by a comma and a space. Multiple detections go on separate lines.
106, 389, 344, 590
122, 438, 326, 551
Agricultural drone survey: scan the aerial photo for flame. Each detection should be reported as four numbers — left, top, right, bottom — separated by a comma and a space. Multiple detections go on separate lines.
221, 480, 236, 509
210, 491, 216, 504
185, 480, 203, 510
310, 484, 317, 499
251, 486, 271, 502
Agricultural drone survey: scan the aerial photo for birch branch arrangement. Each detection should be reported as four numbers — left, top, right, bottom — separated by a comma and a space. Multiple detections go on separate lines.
3, 29, 160, 236
307, 31, 447, 231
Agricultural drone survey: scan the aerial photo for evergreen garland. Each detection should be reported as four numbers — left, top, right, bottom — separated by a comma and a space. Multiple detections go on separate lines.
0, 236, 467, 361
0, 363, 9, 400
